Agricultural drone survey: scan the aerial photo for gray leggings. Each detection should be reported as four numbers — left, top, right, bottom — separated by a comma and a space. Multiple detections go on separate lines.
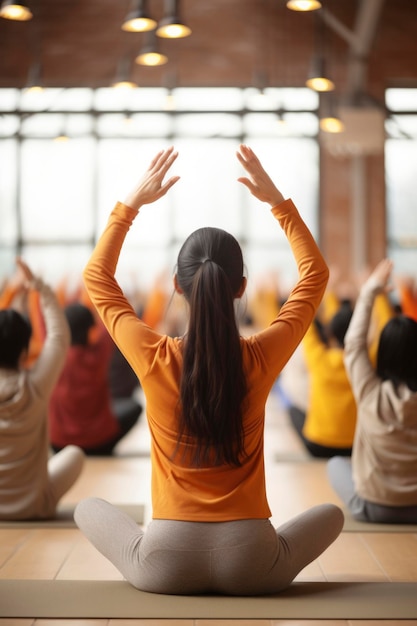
74, 498, 344, 595
327, 456, 417, 524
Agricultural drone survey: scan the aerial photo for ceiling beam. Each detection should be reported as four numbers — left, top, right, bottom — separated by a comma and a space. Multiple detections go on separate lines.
321, 0, 386, 103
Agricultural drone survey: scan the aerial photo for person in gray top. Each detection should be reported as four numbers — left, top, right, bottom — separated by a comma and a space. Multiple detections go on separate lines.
327, 259, 417, 523
0, 258, 85, 520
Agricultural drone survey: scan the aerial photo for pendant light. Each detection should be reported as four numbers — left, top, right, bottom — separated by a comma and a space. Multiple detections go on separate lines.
136, 30, 168, 66
306, 56, 335, 92
122, 0, 157, 32
112, 56, 138, 89
156, 0, 191, 39
287, 0, 322, 11
319, 93, 345, 133
0, 0, 32, 20
305, 12, 335, 92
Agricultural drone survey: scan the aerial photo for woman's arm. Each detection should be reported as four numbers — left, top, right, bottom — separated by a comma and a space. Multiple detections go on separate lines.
237, 145, 329, 367
83, 148, 180, 377
344, 258, 393, 400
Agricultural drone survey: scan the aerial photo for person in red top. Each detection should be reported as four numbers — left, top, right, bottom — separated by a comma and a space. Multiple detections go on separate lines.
75, 145, 343, 595
48, 302, 142, 455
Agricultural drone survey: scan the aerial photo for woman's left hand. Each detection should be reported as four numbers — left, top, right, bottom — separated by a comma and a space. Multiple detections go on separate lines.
123, 146, 180, 211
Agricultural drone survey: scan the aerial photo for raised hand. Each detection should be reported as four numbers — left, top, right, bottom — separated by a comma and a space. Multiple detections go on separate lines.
123, 146, 180, 211
16, 257, 35, 287
236, 144, 285, 208
367, 258, 394, 293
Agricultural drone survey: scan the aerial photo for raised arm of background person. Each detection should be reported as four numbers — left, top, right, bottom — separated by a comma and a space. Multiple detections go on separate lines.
16, 258, 70, 394
344, 258, 394, 400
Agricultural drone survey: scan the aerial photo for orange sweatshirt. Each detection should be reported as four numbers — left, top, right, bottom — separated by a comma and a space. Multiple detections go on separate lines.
83, 199, 329, 522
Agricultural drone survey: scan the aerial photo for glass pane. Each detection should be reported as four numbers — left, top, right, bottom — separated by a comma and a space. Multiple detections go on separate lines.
21, 113, 65, 137
243, 112, 318, 137
20, 244, 93, 287
128, 88, 171, 111
115, 246, 174, 293
48, 88, 94, 111
0, 114, 19, 137
95, 87, 168, 111
241, 137, 318, 242
0, 246, 16, 280
20, 138, 95, 240
386, 114, 417, 139
0, 139, 18, 242
244, 245, 298, 297
174, 113, 242, 137
386, 88, 417, 112
172, 138, 242, 238
96, 138, 172, 245
0, 89, 19, 111
172, 88, 244, 111
244, 87, 318, 112
19, 88, 64, 112
386, 137, 417, 274
96, 113, 172, 137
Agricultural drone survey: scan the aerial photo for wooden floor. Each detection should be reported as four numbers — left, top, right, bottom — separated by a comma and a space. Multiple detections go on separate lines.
1, 388, 417, 626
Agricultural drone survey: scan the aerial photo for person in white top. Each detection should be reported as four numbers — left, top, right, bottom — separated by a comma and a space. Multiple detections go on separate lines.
327, 259, 417, 523
0, 258, 85, 520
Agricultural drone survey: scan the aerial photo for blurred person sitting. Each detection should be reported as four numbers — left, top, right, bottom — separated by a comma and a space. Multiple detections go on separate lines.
0, 258, 84, 520
49, 302, 142, 456
289, 297, 357, 458
328, 259, 417, 523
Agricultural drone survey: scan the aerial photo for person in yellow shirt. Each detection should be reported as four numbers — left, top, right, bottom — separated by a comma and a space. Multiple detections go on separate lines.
289, 299, 357, 457
74, 145, 343, 595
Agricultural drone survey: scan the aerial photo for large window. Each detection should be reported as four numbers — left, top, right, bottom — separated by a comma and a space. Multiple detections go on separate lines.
385, 88, 417, 276
0, 87, 319, 294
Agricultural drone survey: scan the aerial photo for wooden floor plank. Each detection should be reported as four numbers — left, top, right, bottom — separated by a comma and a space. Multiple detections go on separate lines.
361, 533, 417, 581
0, 529, 79, 580
317, 533, 388, 581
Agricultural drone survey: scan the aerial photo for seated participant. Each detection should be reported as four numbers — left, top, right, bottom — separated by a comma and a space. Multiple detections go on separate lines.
289, 299, 357, 458
74, 145, 343, 595
0, 258, 84, 520
328, 259, 417, 523
49, 302, 142, 456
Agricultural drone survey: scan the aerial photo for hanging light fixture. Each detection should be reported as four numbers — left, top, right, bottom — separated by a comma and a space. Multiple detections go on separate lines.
305, 13, 335, 92
112, 56, 138, 89
156, 0, 191, 38
135, 30, 168, 66
0, 0, 32, 20
25, 60, 43, 92
319, 93, 345, 133
306, 56, 335, 91
286, 0, 322, 11
121, 0, 157, 32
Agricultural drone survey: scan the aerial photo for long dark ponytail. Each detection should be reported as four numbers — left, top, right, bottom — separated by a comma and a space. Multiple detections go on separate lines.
176, 227, 247, 466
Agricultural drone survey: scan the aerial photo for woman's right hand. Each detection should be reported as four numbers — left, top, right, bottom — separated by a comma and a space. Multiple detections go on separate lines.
236, 144, 285, 208
123, 146, 180, 211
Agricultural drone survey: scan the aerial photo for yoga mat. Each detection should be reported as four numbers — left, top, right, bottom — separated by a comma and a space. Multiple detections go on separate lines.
342, 513, 417, 533
0, 580, 416, 619
0, 503, 144, 528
